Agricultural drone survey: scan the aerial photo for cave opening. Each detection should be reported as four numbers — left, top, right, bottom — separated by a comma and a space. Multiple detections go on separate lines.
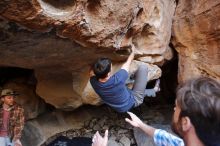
0, 66, 55, 115
0, 67, 35, 86
147, 43, 179, 105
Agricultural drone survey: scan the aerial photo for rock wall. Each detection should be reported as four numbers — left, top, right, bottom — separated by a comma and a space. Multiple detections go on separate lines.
0, 0, 175, 55
1, 0, 220, 146
172, 0, 220, 83
0, 0, 176, 110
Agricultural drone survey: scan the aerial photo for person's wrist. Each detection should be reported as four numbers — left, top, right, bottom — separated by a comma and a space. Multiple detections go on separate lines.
138, 121, 144, 128
13, 139, 21, 144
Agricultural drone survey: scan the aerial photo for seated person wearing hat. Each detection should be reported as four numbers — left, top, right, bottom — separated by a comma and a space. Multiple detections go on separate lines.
0, 89, 24, 146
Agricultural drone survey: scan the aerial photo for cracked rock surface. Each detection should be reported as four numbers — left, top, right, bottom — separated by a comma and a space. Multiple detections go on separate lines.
0, 0, 174, 109
172, 0, 220, 83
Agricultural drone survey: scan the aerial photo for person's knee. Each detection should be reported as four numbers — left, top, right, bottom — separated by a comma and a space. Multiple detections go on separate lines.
138, 64, 148, 72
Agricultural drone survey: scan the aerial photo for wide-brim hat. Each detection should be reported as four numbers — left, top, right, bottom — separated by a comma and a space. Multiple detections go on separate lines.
1, 89, 19, 97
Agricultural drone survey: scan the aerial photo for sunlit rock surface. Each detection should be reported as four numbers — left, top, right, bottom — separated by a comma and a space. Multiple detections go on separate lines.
0, 0, 174, 109
0, 0, 175, 57
172, 0, 220, 83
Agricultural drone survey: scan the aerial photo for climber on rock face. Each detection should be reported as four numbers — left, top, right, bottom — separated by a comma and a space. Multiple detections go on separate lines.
90, 45, 160, 113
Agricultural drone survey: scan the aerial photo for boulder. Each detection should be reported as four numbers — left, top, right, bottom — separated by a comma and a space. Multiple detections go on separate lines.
0, 0, 176, 110
0, 0, 173, 109
1, 0, 176, 60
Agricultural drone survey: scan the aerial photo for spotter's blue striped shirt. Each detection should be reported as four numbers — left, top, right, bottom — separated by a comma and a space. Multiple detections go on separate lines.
154, 129, 184, 146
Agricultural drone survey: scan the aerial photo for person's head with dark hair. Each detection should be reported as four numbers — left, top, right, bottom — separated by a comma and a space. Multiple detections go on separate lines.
92, 58, 112, 80
172, 77, 220, 146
